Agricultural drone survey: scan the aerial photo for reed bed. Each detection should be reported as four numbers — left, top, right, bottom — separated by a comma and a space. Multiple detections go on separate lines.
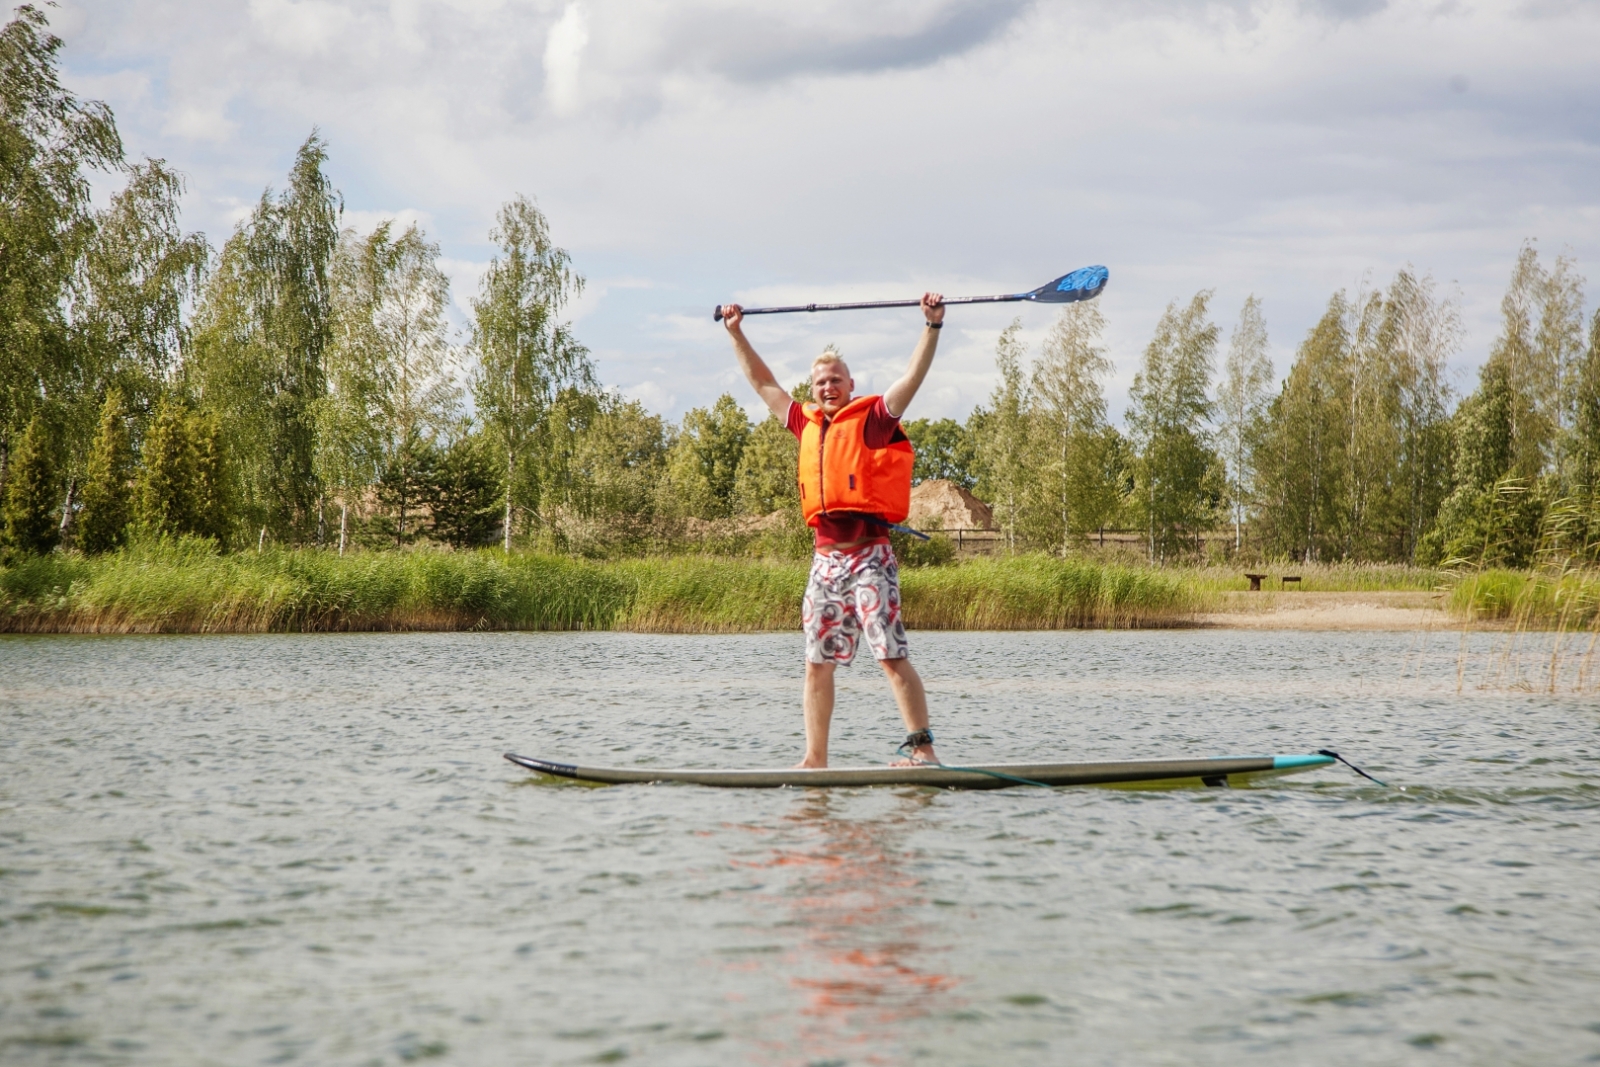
900, 556, 1201, 629
0, 539, 632, 633
1445, 568, 1600, 629
1, 542, 1203, 634
1443, 568, 1600, 693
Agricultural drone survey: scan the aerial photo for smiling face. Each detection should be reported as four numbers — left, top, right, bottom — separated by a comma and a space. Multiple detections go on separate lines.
810, 356, 854, 415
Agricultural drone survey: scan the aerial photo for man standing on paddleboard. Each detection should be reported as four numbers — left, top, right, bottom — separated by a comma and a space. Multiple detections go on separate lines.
722, 295, 945, 768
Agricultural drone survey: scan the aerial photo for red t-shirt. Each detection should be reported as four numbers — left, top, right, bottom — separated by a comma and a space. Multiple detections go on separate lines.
786, 398, 907, 548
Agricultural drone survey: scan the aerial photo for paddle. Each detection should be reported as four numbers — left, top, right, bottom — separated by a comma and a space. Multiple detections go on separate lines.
713, 266, 1109, 322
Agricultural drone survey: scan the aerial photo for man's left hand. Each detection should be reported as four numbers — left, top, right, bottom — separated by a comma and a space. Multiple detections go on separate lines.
922, 292, 945, 326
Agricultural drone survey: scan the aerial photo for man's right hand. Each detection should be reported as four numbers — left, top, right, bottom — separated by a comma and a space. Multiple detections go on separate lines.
721, 303, 743, 332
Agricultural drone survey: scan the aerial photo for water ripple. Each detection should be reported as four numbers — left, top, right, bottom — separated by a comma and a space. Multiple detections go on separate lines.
2, 629, 1597, 1065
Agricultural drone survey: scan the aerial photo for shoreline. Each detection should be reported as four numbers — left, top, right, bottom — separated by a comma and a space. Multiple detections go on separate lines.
1196, 591, 1454, 631
0, 591, 1479, 636
2, 547, 1586, 635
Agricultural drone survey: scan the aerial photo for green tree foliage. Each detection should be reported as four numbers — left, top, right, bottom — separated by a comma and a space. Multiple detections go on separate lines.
1, 413, 61, 554
190, 134, 339, 543
903, 417, 976, 488
0, 6, 123, 474
1255, 296, 1351, 561
1127, 293, 1222, 561
320, 220, 459, 546
134, 394, 197, 538
1420, 360, 1545, 567
1487, 242, 1586, 481
1216, 296, 1272, 550
77, 389, 134, 553
1564, 309, 1600, 558
543, 392, 670, 551
428, 430, 502, 549
373, 430, 438, 548
470, 195, 591, 548
129, 396, 229, 543
73, 159, 208, 412
1254, 272, 1459, 563
972, 320, 1031, 549
1025, 303, 1120, 550
733, 413, 799, 515
1384, 270, 1459, 561
668, 394, 751, 519
188, 410, 230, 545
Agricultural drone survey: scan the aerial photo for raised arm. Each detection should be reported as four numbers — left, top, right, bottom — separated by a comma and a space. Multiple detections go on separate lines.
883, 293, 944, 417
721, 304, 792, 420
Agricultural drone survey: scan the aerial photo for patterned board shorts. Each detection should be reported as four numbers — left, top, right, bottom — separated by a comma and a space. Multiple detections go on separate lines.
802, 542, 910, 666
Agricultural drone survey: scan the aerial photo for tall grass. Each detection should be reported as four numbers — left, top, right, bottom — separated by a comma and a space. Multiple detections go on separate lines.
1445, 568, 1600, 628
901, 556, 1200, 629
0, 538, 632, 633
0, 541, 1204, 634
1445, 568, 1600, 693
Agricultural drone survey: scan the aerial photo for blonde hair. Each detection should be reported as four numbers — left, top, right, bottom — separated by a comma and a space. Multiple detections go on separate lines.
811, 345, 848, 374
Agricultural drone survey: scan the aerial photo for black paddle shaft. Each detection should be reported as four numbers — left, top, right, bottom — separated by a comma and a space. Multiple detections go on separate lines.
714, 292, 1023, 323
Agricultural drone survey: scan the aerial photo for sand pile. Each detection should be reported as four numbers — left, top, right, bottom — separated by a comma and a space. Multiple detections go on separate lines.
908, 480, 995, 531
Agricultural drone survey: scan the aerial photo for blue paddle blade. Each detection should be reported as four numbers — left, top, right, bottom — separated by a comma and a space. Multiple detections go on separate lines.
1028, 265, 1108, 303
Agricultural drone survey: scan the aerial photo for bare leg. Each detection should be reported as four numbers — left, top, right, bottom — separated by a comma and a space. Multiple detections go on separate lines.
799, 661, 836, 768
881, 656, 937, 765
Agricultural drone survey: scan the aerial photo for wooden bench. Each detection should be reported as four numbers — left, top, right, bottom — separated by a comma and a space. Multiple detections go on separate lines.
1282, 575, 1302, 589
1244, 573, 1268, 591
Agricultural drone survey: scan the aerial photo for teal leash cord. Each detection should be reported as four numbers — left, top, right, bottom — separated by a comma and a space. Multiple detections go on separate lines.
897, 730, 1053, 788
930, 763, 1055, 789
1316, 749, 1389, 787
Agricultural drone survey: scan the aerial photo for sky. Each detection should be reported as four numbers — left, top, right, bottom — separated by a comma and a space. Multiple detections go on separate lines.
55, 0, 1600, 426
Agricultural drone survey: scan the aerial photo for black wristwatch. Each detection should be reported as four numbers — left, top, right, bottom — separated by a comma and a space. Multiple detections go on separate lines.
926, 321, 942, 329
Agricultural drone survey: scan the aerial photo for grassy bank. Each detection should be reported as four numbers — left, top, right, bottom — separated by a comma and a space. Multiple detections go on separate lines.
1446, 568, 1600, 630
0, 540, 1207, 634
15, 541, 1588, 635
1183, 560, 1447, 594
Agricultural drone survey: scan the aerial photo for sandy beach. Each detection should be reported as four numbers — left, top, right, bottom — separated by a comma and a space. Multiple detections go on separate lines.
1199, 590, 1452, 631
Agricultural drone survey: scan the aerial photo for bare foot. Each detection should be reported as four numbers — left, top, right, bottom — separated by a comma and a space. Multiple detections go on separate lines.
794, 756, 827, 769
890, 745, 939, 767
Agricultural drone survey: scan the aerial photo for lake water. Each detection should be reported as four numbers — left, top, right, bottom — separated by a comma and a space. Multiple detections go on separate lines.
2, 629, 1597, 1066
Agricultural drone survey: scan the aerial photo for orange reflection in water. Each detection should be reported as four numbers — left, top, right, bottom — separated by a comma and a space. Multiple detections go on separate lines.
734, 791, 961, 1066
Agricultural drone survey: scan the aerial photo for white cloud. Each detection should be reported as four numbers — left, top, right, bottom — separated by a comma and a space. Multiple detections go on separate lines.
162, 103, 235, 142
53, 0, 1600, 422
247, 0, 356, 55
544, 3, 589, 116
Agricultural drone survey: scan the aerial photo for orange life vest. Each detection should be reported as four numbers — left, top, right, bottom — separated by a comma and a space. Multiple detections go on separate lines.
796, 395, 914, 527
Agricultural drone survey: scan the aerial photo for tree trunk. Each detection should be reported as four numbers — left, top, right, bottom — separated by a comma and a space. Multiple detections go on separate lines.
59, 477, 76, 535
504, 443, 514, 552
339, 503, 348, 556
397, 457, 407, 549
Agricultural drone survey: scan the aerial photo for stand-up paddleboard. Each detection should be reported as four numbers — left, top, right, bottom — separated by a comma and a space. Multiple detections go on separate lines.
503, 751, 1336, 790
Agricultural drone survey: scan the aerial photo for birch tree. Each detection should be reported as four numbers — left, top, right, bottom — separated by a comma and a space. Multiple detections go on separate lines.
1255, 297, 1351, 561
972, 320, 1032, 552
1127, 293, 1221, 561
0, 5, 121, 507
1027, 303, 1116, 550
1216, 296, 1272, 551
323, 221, 459, 547
471, 195, 591, 549
189, 134, 339, 543
1486, 242, 1584, 481
1385, 270, 1459, 560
